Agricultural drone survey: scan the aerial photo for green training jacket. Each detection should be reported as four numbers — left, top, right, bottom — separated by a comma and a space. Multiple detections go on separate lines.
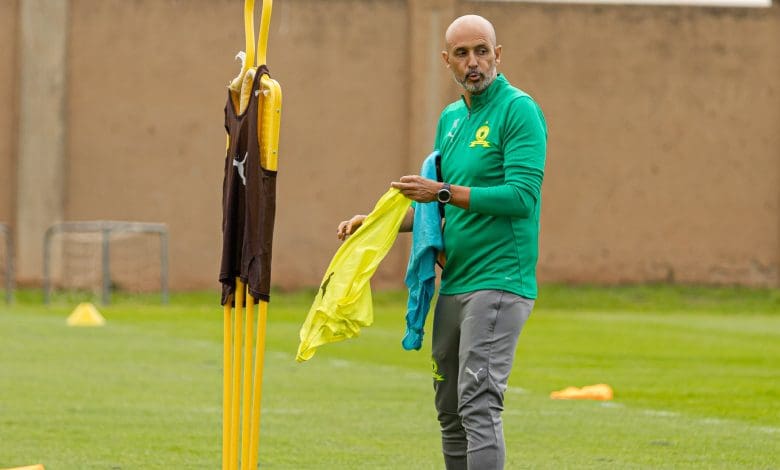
434, 74, 547, 299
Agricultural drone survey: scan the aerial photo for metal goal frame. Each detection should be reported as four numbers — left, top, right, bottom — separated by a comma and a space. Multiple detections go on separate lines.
43, 221, 169, 305
0, 223, 13, 304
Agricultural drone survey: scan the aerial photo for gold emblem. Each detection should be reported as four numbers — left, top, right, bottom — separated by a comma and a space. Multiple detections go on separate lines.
469, 125, 491, 148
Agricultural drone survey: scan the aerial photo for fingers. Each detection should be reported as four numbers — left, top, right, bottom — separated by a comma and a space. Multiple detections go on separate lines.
337, 215, 366, 240
338, 222, 353, 240
391, 175, 436, 203
337, 221, 348, 240
391, 175, 421, 188
391, 177, 418, 196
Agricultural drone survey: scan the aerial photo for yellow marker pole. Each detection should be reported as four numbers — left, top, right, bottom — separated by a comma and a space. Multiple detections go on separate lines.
229, 279, 245, 470
247, 4, 280, 468
240, 289, 256, 470
240, 0, 255, 83
222, 1, 279, 468
222, 296, 234, 470
256, 0, 273, 66
258, 76, 282, 171
247, 297, 268, 470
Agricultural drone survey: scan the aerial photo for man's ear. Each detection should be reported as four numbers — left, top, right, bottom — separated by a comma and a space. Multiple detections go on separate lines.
441, 50, 450, 68
495, 45, 502, 65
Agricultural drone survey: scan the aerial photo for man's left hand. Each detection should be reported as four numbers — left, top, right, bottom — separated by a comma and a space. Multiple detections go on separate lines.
391, 175, 441, 203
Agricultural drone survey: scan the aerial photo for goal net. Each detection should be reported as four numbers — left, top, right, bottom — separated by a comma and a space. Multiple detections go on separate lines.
44, 221, 168, 304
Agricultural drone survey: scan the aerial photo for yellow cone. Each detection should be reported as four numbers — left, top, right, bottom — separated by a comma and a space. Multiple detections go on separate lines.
66, 302, 106, 327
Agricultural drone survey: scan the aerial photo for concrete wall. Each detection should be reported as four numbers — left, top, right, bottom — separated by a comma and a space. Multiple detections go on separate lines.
264, 0, 411, 288
3, 0, 778, 290
65, 0, 409, 289
468, 2, 780, 285
0, 0, 18, 224
65, 0, 242, 289
15, 0, 69, 281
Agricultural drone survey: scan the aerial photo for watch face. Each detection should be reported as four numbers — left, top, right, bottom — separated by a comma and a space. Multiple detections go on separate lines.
437, 188, 451, 203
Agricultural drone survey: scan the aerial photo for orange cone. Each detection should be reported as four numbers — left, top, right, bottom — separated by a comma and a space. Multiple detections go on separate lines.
550, 384, 614, 401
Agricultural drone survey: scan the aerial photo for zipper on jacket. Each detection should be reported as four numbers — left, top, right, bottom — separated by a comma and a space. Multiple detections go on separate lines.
461, 96, 471, 120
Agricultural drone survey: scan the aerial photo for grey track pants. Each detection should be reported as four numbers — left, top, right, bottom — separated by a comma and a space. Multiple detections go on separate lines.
431, 290, 534, 470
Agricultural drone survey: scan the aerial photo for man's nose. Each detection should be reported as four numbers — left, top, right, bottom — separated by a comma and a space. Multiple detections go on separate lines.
467, 51, 478, 67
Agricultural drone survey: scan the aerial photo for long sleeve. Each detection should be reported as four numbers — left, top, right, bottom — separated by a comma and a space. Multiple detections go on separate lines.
469, 96, 547, 218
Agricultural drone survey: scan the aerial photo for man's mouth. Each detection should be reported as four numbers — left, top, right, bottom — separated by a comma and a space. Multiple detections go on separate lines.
466, 72, 483, 82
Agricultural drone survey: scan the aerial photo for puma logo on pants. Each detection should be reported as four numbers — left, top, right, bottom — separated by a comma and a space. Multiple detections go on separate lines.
464, 367, 484, 382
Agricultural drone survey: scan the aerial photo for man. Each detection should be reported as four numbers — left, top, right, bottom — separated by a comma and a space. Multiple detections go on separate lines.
337, 14, 547, 470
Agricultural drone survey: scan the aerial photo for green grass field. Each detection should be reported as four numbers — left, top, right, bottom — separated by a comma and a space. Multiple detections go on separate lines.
1, 285, 778, 469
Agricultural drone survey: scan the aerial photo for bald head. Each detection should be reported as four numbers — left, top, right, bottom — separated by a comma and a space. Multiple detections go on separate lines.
441, 15, 501, 97
445, 15, 497, 49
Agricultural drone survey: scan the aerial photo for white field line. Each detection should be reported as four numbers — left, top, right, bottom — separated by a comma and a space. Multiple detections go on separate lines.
642, 409, 680, 418
757, 426, 779, 434
597, 400, 780, 434
268, 350, 431, 380
267, 352, 780, 434
264, 408, 304, 415
599, 401, 625, 408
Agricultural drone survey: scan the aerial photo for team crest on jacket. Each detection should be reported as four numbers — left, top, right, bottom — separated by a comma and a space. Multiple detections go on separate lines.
470, 125, 491, 148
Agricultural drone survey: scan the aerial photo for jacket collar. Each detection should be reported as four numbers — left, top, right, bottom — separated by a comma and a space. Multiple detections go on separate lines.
462, 73, 508, 112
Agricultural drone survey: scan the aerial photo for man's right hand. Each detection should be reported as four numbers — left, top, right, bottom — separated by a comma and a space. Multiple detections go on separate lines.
337, 214, 367, 240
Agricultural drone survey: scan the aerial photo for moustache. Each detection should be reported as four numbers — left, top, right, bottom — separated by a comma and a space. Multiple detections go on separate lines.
464, 70, 485, 81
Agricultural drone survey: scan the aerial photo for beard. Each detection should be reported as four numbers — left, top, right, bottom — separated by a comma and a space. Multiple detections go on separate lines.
453, 66, 497, 94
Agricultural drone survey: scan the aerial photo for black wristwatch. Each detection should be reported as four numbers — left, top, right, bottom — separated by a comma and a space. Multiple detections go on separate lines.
437, 183, 452, 204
